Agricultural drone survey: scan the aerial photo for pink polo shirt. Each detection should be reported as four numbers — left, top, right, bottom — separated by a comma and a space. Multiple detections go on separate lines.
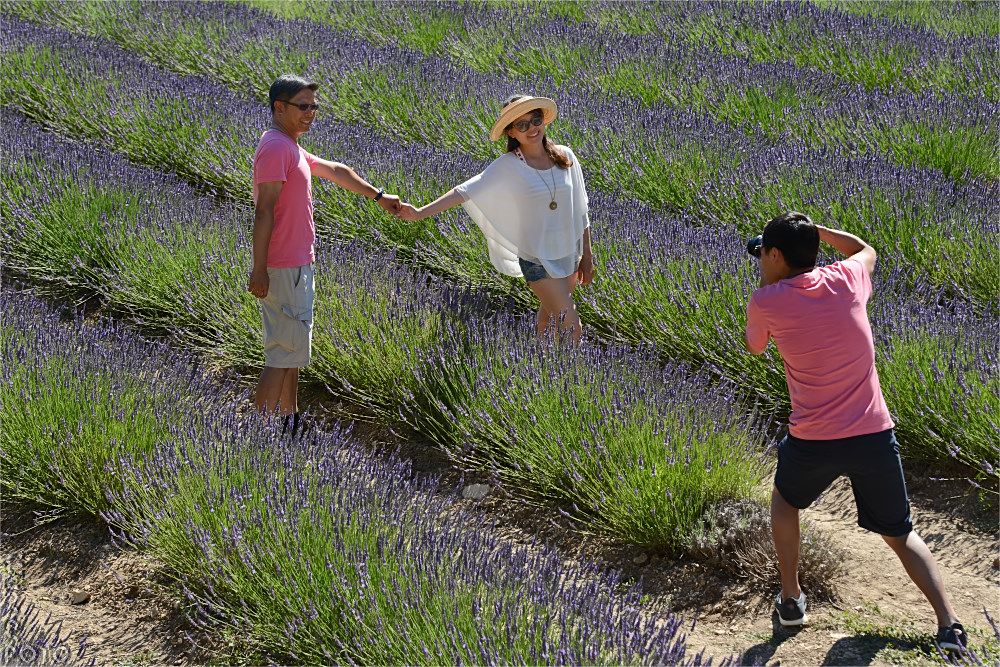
253, 130, 319, 268
745, 258, 895, 440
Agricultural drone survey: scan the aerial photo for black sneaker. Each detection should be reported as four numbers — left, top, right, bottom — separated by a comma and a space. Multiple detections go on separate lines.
775, 590, 808, 627
936, 622, 967, 652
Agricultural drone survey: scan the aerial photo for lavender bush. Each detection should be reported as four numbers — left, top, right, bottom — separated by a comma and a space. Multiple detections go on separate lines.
0, 288, 242, 516
103, 416, 711, 665
404, 316, 773, 549
870, 273, 1000, 485
2, 286, 727, 665
815, 0, 1000, 39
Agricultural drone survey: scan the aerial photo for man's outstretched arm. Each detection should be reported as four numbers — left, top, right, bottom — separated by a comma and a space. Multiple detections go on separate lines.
310, 158, 402, 215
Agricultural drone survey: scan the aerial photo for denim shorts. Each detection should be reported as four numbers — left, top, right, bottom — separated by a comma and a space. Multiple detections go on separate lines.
518, 257, 550, 282
774, 428, 912, 537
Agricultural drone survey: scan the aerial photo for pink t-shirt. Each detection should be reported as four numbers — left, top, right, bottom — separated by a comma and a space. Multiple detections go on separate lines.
253, 130, 319, 268
745, 258, 895, 440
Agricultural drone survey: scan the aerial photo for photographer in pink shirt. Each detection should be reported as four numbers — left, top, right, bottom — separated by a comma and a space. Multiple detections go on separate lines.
744, 212, 964, 651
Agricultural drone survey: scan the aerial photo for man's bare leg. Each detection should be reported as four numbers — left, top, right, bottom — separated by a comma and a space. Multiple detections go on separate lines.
255, 366, 291, 414
772, 486, 803, 600
279, 367, 299, 417
882, 532, 960, 628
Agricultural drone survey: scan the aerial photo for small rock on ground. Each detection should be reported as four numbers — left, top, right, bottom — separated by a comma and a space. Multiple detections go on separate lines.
461, 484, 490, 501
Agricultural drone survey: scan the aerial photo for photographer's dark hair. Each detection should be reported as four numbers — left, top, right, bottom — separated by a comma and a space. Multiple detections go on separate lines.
762, 211, 819, 269
269, 74, 319, 113
502, 94, 572, 170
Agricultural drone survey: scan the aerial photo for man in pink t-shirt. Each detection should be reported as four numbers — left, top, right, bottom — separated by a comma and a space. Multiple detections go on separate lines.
744, 212, 964, 651
248, 74, 404, 434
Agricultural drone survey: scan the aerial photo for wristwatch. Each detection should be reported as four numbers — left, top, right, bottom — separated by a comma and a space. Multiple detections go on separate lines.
374, 188, 384, 202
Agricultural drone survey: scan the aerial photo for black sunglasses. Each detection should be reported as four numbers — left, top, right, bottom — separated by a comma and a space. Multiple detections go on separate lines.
511, 113, 544, 133
279, 99, 319, 112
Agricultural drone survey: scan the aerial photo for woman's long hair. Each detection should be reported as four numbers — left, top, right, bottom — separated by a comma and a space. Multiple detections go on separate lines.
502, 95, 572, 169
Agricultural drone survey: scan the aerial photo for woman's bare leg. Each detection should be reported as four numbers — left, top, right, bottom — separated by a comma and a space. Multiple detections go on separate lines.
528, 275, 581, 341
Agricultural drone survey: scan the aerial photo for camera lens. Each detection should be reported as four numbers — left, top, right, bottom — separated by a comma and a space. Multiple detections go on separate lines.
747, 235, 763, 259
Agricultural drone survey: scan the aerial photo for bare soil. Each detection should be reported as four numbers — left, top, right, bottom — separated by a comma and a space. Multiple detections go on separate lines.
3, 396, 997, 666
1, 509, 215, 666
682, 475, 999, 666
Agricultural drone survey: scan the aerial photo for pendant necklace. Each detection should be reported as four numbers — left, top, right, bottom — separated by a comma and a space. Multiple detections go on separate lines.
532, 164, 558, 210
515, 148, 558, 210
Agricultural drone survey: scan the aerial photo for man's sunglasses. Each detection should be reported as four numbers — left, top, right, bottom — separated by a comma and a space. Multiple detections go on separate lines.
279, 99, 320, 112
511, 113, 544, 133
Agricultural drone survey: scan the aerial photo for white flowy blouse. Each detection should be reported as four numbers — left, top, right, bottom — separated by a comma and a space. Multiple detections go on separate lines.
454, 145, 589, 279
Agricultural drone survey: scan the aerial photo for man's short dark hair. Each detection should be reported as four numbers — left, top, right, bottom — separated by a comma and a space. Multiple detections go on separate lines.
269, 74, 319, 113
762, 211, 819, 269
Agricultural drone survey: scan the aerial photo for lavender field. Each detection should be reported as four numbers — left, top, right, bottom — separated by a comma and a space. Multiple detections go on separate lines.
2, 286, 715, 664
1, 1, 998, 664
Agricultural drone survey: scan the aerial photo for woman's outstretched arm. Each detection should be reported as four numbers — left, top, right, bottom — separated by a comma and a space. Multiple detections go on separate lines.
399, 189, 466, 221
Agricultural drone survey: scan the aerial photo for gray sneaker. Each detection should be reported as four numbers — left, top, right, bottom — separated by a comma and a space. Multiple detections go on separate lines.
775, 590, 808, 627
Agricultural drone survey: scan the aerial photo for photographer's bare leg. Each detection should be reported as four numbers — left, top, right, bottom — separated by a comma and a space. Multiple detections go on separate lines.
772, 487, 803, 599
883, 532, 959, 628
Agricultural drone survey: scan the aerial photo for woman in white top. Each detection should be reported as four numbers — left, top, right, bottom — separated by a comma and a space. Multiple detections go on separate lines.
400, 95, 595, 341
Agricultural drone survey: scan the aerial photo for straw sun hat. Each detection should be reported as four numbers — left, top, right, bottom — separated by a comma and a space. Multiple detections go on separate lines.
489, 95, 558, 141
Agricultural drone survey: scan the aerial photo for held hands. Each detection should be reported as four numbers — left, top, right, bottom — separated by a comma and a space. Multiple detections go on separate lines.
395, 189, 461, 222
397, 203, 427, 222
375, 193, 423, 222
377, 193, 403, 215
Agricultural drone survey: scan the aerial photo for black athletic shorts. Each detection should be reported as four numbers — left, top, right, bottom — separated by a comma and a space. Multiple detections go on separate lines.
774, 428, 913, 537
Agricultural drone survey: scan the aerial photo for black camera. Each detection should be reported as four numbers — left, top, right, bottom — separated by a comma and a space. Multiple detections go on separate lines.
746, 234, 763, 259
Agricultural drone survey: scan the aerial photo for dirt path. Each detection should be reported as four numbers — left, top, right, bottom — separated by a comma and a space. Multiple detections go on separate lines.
683, 477, 999, 666
1, 512, 218, 666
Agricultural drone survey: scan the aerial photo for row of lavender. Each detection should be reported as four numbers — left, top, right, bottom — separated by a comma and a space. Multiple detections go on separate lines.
253, 0, 996, 94
254, 0, 998, 179
3, 6, 997, 305
2, 108, 995, 500
1, 109, 779, 547
573, 0, 998, 96
1, 286, 717, 665
814, 0, 999, 39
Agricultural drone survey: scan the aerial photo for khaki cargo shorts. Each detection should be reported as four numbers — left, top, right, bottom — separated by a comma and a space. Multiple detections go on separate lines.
261, 264, 314, 368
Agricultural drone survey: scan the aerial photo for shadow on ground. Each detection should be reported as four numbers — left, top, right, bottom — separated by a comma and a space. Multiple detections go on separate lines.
738, 614, 930, 666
